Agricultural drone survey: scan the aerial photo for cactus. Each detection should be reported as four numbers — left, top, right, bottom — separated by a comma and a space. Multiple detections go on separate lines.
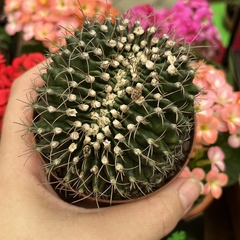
26, 15, 199, 205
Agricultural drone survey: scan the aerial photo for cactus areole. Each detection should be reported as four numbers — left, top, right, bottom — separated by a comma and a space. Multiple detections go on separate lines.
28, 15, 199, 206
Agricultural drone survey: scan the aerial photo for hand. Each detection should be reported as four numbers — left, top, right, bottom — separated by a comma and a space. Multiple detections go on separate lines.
0, 63, 202, 240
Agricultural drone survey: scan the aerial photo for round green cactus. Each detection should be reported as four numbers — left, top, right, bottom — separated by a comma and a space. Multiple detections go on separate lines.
26, 16, 199, 204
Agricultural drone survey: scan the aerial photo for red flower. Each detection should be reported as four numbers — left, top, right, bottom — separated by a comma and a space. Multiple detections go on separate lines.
0, 54, 6, 67
12, 53, 45, 72
0, 53, 45, 132
22, 53, 45, 70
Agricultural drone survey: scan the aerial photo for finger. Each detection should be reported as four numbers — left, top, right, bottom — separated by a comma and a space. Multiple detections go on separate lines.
0, 62, 45, 175
0, 61, 61, 197
1, 62, 45, 142
82, 178, 202, 240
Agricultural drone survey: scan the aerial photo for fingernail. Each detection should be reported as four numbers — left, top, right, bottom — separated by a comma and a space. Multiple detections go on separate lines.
178, 178, 202, 214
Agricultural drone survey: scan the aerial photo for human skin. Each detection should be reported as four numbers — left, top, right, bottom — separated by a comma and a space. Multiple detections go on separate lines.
0, 63, 202, 240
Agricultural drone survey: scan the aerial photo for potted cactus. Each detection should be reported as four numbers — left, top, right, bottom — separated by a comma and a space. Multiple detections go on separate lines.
24, 14, 200, 207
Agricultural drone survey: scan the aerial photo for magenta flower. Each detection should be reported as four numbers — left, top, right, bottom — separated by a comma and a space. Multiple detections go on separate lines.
126, 0, 221, 58
123, 4, 166, 31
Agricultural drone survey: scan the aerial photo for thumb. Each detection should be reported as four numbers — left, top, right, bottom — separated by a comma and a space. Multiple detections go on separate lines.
93, 177, 202, 240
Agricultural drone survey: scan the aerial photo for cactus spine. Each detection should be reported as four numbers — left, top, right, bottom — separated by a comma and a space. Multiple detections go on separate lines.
27, 15, 199, 204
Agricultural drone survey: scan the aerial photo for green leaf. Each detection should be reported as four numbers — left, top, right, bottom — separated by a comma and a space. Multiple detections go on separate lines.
0, 27, 12, 51
217, 132, 240, 185
167, 231, 187, 240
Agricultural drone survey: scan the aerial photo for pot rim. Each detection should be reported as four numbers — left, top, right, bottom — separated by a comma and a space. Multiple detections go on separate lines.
182, 192, 214, 220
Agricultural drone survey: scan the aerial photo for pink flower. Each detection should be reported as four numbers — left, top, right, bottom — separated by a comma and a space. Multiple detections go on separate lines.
5, 12, 23, 35
215, 86, 236, 106
34, 22, 56, 41
47, 38, 66, 53
94, 0, 114, 17
207, 146, 225, 172
228, 127, 240, 148
4, 0, 21, 12
74, 0, 97, 18
31, 8, 53, 22
196, 113, 219, 144
221, 104, 240, 134
193, 73, 207, 89
51, 0, 76, 16
23, 23, 35, 41
202, 171, 228, 199
179, 166, 205, 181
195, 89, 216, 114
22, 0, 37, 13
58, 17, 79, 35
4, 0, 119, 50
205, 68, 226, 89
